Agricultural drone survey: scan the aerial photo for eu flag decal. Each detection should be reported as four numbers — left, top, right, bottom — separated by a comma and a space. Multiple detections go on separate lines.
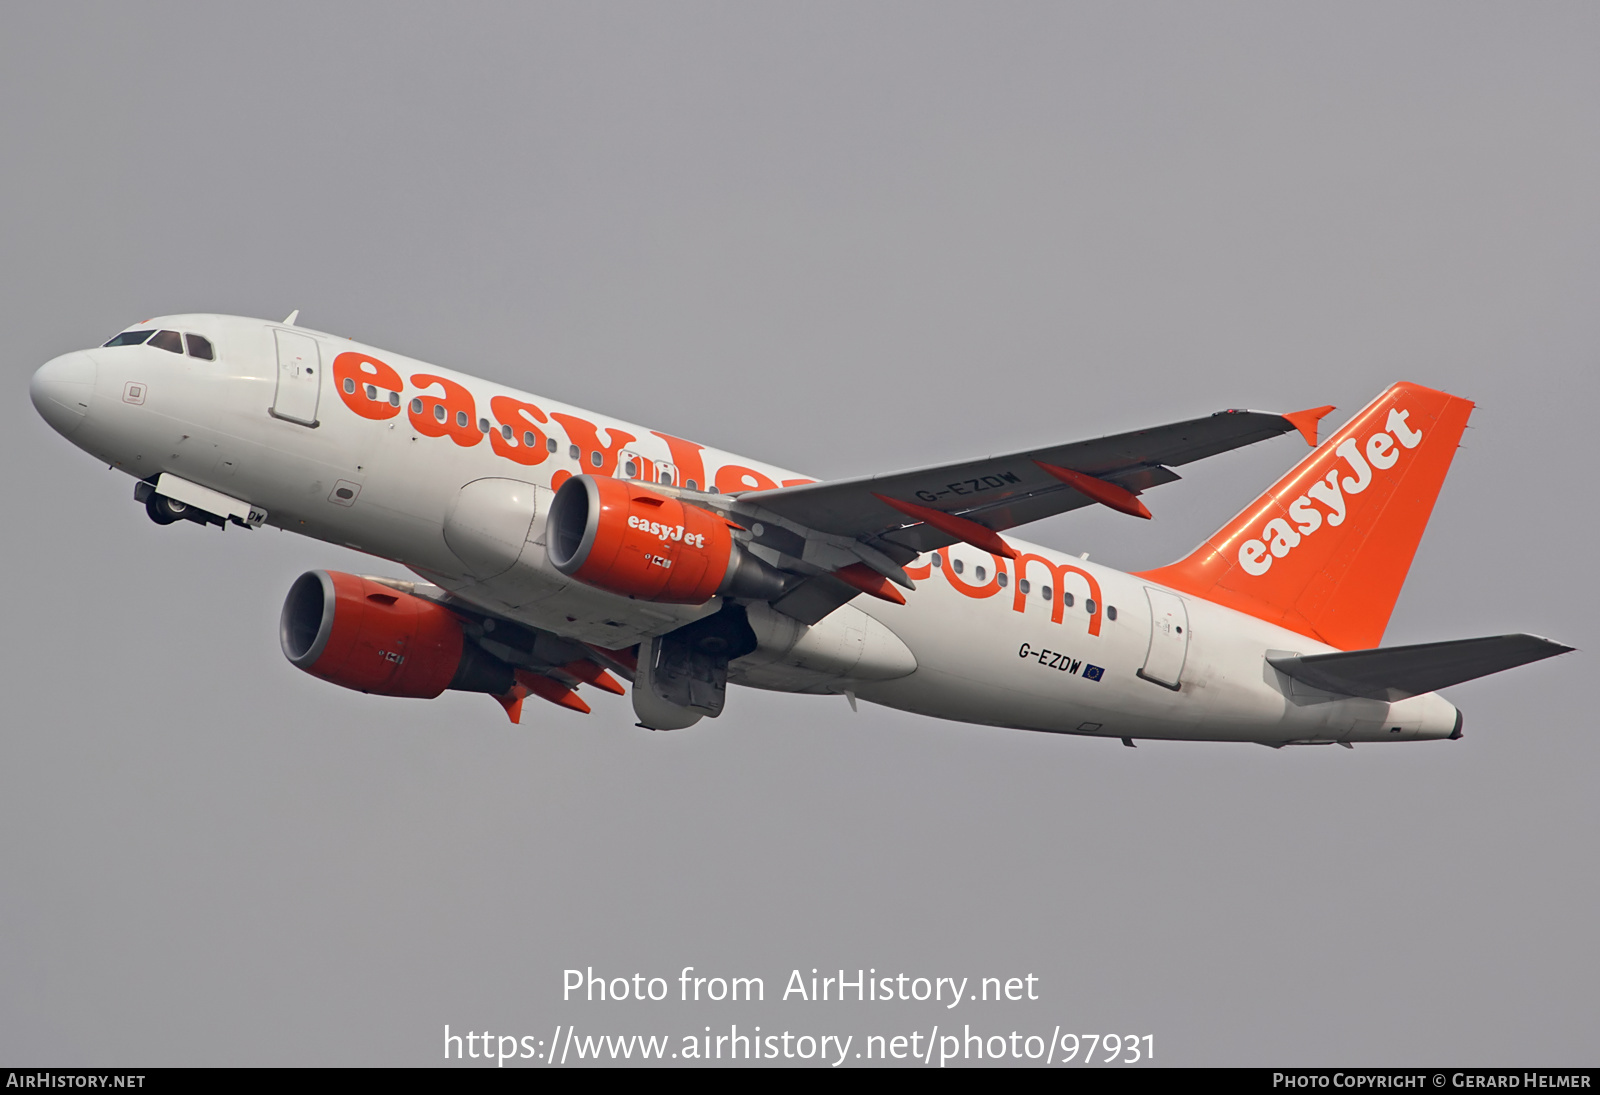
1082, 664, 1105, 682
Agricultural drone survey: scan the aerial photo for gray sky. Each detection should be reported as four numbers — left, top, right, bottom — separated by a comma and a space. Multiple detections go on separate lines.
2, 2, 1595, 1066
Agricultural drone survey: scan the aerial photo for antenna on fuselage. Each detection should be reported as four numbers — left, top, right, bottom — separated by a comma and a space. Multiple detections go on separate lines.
282, 309, 299, 325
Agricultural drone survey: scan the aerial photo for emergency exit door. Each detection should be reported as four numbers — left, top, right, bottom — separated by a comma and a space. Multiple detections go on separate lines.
271, 329, 321, 427
1138, 586, 1190, 690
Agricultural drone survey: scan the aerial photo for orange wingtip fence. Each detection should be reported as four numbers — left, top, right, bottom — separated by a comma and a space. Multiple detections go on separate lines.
1282, 404, 1338, 448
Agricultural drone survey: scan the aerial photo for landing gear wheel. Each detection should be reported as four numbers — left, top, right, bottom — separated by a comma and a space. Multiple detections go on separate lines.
145, 494, 189, 525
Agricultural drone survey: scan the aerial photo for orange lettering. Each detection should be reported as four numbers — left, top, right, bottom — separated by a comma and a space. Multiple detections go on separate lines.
333, 352, 402, 421
939, 547, 1006, 599
1012, 554, 1103, 635
714, 465, 779, 493
551, 413, 635, 476
650, 432, 708, 491
408, 373, 481, 448
489, 395, 551, 467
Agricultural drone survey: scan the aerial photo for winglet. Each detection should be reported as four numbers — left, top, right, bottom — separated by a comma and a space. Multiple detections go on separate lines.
1033, 462, 1152, 519
833, 562, 908, 605
1282, 404, 1336, 448
282, 309, 300, 326
872, 494, 1018, 559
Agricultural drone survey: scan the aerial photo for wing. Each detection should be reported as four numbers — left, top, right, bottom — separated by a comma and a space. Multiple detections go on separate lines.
739, 407, 1322, 556
726, 405, 1332, 622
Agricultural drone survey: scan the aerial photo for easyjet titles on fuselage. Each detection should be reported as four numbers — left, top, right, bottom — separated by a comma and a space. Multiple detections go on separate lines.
329, 350, 815, 496
333, 349, 1111, 637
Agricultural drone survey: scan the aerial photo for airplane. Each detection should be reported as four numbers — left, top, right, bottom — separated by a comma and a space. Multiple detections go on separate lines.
28, 312, 1572, 745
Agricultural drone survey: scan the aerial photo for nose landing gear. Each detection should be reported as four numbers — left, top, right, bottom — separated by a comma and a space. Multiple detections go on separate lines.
135, 479, 217, 528
145, 492, 189, 525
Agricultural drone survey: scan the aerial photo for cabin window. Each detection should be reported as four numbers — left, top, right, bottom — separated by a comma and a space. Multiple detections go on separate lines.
522, 431, 536, 447
624, 460, 638, 478
411, 398, 423, 414
1085, 598, 1097, 615
1063, 591, 1074, 607
568, 444, 580, 459
149, 329, 184, 353
500, 424, 513, 440
1043, 586, 1053, 601
1106, 605, 1117, 621
434, 404, 447, 422
455, 410, 469, 428
685, 479, 698, 491
103, 330, 154, 347
952, 558, 964, 575
185, 334, 214, 360
344, 378, 356, 394
590, 451, 603, 467
478, 418, 490, 433
365, 384, 377, 400
931, 554, 943, 568
974, 565, 987, 582
546, 437, 558, 453
388, 391, 399, 407
1018, 578, 1030, 594
997, 572, 1008, 588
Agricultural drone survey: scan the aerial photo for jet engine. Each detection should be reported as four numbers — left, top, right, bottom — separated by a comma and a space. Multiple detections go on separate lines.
280, 570, 512, 698
546, 475, 787, 604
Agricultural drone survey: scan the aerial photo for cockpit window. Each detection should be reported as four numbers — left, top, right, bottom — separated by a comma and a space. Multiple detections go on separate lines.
185, 333, 214, 360
104, 330, 154, 347
148, 330, 184, 354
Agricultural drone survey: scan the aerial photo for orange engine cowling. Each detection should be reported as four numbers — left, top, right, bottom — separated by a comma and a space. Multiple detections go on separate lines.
280, 570, 472, 697
547, 475, 788, 604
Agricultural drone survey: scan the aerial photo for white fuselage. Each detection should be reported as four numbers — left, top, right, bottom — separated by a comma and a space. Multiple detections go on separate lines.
31, 314, 1459, 745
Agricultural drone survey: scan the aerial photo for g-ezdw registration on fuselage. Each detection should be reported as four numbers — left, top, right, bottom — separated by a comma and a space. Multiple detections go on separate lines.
29, 314, 1571, 743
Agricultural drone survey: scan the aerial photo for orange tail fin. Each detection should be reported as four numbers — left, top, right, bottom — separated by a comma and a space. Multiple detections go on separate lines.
1135, 382, 1474, 650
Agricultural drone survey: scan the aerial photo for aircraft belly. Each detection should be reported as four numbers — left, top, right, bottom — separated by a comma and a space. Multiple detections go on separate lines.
848, 560, 1180, 736
846, 554, 1433, 743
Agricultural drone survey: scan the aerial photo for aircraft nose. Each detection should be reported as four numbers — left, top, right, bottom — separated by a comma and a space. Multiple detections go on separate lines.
30, 351, 97, 438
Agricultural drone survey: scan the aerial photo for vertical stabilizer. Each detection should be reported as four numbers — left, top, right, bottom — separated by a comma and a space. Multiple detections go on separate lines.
1136, 382, 1474, 650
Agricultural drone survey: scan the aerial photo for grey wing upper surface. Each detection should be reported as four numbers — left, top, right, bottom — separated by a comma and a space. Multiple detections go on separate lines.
734, 408, 1305, 560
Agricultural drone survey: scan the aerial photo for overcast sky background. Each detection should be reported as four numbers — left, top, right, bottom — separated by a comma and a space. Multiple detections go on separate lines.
2, 2, 1596, 1066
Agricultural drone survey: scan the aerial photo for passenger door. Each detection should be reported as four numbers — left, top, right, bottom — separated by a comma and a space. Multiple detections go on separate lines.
271, 329, 321, 427
1138, 586, 1190, 690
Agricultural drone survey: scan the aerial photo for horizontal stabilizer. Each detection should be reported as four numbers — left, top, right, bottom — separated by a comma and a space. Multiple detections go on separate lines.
1268, 634, 1573, 701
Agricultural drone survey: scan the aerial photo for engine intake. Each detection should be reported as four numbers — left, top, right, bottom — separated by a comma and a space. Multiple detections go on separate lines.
547, 475, 787, 604
280, 571, 512, 698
